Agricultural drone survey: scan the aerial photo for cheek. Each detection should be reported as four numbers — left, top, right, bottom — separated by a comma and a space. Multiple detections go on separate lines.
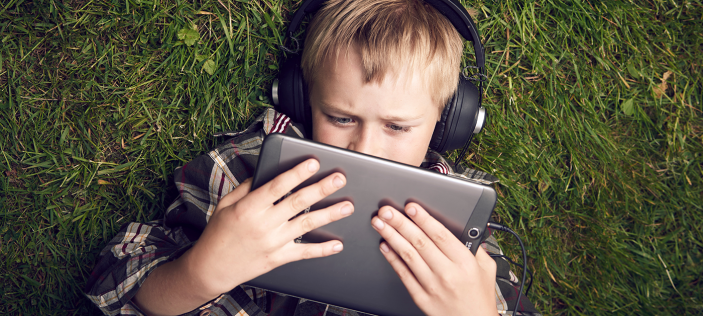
412, 125, 437, 166
387, 127, 435, 167
311, 116, 342, 146
310, 108, 326, 142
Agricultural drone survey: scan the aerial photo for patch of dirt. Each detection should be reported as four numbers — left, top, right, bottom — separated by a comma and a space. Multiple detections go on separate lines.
5, 165, 22, 185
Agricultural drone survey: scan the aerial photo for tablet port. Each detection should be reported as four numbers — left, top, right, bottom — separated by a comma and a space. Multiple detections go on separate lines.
468, 228, 480, 239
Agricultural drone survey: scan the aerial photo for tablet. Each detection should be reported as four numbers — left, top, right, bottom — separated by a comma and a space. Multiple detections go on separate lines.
247, 133, 496, 316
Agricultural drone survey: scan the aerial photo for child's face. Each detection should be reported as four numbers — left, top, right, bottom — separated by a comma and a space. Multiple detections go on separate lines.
309, 48, 441, 167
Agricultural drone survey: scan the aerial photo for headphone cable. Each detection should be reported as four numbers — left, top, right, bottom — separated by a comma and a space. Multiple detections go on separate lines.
487, 253, 534, 296
453, 133, 474, 169
486, 222, 528, 315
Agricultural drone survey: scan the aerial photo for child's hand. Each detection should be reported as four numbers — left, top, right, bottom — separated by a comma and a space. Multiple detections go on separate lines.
371, 203, 497, 316
185, 158, 353, 298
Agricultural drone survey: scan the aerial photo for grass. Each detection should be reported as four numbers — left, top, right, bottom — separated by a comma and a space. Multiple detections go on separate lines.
0, 0, 701, 314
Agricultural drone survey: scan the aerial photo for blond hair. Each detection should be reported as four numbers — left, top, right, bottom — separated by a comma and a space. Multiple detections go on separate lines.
301, 0, 464, 108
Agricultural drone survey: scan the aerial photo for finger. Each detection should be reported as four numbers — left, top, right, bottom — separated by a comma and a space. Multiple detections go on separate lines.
244, 159, 320, 212
275, 172, 346, 222
371, 214, 434, 286
404, 203, 471, 263
275, 240, 345, 265
284, 201, 354, 241
376, 206, 450, 270
378, 241, 427, 302
214, 178, 253, 216
475, 246, 497, 277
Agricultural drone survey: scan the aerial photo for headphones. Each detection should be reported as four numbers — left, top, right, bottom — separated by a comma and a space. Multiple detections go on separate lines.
271, 0, 486, 154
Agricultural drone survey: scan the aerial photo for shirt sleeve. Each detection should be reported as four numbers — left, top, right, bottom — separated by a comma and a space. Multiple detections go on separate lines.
84, 109, 306, 316
83, 219, 192, 315
83, 133, 263, 315
82, 136, 240, 316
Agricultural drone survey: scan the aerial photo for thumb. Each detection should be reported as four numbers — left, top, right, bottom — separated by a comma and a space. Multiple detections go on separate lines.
475, 246, 497, 278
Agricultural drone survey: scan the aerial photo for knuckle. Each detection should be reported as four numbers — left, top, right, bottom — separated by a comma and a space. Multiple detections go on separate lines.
268, 178, 287, 198
396, 268, 414, 283
301, 216, 316, 233
431, 230, 450, 244
289, 192, 308, 211
393, 216, 405, 229
229, 207, 254, 227
318, 181, 334, 197
439, 274, 457, 290
425, 284, 440, 296
300, 246, 316, 260
400, 249, 415, 263
227, 206, 245, 221
412, 237, 428, 250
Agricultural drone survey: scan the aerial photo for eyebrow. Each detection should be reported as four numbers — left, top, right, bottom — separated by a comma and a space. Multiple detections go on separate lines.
319, 102, 425, 122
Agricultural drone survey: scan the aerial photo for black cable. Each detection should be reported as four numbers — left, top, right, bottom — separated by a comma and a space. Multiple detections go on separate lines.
453, 132, 474, 169
488, 253, 533, 295
487, 222, 527, 315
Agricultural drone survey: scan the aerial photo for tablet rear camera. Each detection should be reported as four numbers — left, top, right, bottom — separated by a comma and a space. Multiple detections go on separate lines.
468, 228, 480, 239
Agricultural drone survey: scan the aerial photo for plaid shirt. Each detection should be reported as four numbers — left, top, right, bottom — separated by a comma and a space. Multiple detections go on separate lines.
85, 108, 540, 316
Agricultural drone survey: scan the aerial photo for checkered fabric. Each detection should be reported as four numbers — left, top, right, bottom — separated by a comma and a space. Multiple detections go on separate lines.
85, 108, 540, 316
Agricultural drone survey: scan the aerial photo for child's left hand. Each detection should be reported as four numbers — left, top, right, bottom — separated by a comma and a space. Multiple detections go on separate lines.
371, 203, 498, 316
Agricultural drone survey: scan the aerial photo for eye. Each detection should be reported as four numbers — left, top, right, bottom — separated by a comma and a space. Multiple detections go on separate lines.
387, 124, 412, 133
326, 115, 354, 126
335, 117, 353, 124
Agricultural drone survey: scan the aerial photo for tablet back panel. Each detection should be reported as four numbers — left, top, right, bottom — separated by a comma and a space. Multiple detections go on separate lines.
248, 134, 496, 316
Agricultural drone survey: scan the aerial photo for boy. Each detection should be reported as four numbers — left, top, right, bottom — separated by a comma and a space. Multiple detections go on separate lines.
86, 0, 539, 315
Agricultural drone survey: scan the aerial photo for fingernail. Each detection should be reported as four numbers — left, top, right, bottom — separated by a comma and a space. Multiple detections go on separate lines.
308, 160, 319, 172
333, 176, 344, 188
333, 243, 343, 252
380, 242, 389, 253
381, 209, 393, 220
340, 204, 352, 216
407, 206, 417, 216
373, 218, 385, 230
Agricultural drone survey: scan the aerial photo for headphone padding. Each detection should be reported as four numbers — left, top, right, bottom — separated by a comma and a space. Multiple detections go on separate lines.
430, 96, 453, 151
430, 77, 480, 153
274, 55, 308, 126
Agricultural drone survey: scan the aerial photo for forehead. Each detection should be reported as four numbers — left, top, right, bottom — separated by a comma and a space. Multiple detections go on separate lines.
311, 48, 440, 116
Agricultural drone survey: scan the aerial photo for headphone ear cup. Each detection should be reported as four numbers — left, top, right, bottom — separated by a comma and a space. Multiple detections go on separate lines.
272, 55, 309, 127
429, 96, 453, 152
429, 76, 481, 153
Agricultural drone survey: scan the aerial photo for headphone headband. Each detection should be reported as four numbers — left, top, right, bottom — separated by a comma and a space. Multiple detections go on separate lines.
275, 0, 487, 158
285, 0, 485, 69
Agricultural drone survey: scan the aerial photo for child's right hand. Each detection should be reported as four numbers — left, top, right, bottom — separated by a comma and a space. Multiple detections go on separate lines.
182, 158, 353, 298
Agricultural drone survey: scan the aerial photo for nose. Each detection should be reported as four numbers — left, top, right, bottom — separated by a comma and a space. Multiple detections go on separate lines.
347, 125, 384, 159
